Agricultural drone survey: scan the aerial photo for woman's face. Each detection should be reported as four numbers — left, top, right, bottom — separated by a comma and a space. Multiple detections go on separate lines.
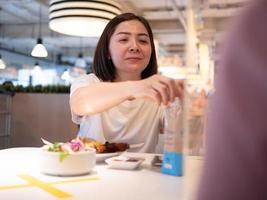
108, 20, 152, 81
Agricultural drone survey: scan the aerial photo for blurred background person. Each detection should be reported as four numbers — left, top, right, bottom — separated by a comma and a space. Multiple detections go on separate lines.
196, 0, 267, 199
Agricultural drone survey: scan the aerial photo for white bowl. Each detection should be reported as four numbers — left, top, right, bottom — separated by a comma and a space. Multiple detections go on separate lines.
39, 148, 96, 176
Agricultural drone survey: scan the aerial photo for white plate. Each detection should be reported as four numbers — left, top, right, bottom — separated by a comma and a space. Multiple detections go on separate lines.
96, 152, 119, 162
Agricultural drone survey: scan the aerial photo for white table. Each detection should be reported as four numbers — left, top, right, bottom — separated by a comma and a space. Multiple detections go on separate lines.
0, 147, 190, 200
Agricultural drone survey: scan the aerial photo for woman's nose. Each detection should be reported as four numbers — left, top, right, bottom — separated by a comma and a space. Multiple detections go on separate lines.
129, 40, 139, 52
129, 47, 139, 52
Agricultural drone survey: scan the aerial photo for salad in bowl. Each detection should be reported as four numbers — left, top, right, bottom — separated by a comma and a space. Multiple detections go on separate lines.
39, 138, 96, 176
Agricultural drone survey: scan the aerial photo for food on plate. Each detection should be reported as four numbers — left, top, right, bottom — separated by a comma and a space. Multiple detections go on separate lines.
80, 137, 130, 153
103, 142, 130, 153
41, 137, 129, 156
80, 137, 106, 153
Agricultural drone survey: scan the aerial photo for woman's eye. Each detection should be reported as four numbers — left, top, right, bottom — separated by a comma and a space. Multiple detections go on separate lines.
119, 38, 128, 42
139, 38, 149, 44
140, 40, 149, 43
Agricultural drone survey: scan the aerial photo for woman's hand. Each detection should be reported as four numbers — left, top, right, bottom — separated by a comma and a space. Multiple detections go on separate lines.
129, 74, 184, 105
71, 74, 184, 116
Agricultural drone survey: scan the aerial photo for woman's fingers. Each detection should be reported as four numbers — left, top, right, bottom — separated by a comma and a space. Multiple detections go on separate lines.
132, 80, 162, 104
142, 87, 162, 105
156, 75, 184, 103
132, 75, 184, 105
146, 75, 183, 104
175, 80, 184, 100
158, 76, 176, 102
151, 82, 169, 105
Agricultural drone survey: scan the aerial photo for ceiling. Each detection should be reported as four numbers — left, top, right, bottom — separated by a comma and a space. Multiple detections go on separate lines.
0, 0, 248, 66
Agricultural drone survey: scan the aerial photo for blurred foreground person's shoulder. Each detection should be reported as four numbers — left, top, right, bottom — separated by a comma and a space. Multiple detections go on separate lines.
197, 1, 267, 200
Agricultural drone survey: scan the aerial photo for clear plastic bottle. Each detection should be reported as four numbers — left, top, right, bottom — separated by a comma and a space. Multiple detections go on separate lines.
161, 98, 183, 176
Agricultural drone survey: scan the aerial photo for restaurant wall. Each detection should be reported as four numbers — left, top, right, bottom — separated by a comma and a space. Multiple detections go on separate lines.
10, 93, 78, 147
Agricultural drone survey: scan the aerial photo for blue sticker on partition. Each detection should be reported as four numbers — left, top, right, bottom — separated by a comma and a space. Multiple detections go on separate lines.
161, 152, 183, 176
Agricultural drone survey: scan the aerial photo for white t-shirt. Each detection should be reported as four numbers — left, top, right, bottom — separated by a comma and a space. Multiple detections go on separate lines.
70, 73, 164, 153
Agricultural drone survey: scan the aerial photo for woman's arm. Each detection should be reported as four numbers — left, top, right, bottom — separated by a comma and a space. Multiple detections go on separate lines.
70, 81, 132, 116
70, 74, 184, 116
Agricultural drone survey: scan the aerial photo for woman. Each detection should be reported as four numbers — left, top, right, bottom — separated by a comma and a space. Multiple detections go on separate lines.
70, 13, 183, 153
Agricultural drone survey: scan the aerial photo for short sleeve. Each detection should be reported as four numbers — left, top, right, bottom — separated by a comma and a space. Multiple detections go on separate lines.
70, 73, 100, 96
70, 73, 100, 124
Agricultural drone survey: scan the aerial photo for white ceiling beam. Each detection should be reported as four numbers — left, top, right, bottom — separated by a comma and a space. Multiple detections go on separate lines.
144, 10, 186, 20
202, 7, 242, 18
170, 0, 187, 31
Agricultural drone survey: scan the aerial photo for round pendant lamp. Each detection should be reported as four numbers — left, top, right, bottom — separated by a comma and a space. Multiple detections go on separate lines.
49, 0, 121, 37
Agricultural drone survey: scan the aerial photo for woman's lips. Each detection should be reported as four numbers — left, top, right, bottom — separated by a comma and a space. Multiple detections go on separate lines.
125, 57, 142, 62
126, 57, 142, 60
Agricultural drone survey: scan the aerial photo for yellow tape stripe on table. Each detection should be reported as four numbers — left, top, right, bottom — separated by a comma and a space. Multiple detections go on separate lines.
0, 174, 100, 198
18, 174, 72, 198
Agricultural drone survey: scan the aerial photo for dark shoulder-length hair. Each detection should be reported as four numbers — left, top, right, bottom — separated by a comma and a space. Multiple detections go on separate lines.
92, 12, 158, 82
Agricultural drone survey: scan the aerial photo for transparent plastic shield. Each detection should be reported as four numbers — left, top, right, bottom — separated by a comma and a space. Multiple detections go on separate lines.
163, 98, 183, 153
187, 88, 208, 156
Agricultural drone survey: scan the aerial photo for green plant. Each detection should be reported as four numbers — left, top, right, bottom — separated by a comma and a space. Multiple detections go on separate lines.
0, 82, 70, 94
